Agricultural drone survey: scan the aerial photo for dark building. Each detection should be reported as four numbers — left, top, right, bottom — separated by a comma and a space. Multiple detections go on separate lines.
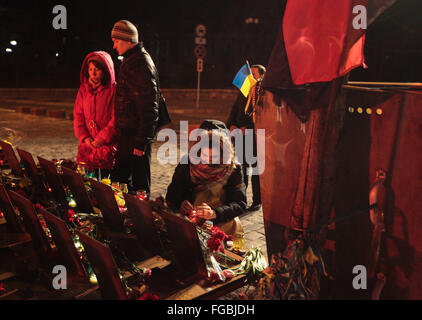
0, 0, 420, 88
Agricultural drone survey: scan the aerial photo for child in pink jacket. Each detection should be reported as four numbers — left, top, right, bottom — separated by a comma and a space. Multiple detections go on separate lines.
74, 51, 117, 176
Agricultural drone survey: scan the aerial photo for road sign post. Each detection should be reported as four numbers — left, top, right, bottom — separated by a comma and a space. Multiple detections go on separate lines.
194, 24, 207, 109
196, 58, 204, 110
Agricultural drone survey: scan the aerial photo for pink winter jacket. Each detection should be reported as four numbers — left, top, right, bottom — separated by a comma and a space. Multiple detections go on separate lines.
74, 51, 117, 169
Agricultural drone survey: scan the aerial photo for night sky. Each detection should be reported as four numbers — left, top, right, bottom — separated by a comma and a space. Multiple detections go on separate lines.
0, 0, 421, 88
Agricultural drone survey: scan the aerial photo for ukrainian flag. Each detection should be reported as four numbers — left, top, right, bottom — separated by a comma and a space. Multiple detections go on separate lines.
232, 63, 257, 97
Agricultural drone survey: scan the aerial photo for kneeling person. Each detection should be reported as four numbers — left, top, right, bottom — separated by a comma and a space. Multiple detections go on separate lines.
166, 120, 247, 235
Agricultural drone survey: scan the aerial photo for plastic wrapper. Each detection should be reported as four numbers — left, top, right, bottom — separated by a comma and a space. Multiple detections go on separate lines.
196, 227, 227, 282
204, 250, 226, 282
0, 128, 23, 144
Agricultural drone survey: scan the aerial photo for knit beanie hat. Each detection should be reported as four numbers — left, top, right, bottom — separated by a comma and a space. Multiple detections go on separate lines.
111, 20, 139, 43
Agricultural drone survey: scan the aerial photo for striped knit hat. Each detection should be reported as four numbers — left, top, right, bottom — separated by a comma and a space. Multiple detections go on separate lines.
111, 20, 139, 43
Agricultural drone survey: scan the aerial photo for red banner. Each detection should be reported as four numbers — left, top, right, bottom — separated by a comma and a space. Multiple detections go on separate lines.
283, 0, 367, 85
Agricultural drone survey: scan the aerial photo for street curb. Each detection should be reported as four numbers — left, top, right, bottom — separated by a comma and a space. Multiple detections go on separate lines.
14, 105, 71, 120
30, 108, 47, 116
15, 106, 31, 114
46, 109, 67, 119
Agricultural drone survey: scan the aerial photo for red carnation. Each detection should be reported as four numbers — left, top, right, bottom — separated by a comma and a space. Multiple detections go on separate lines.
214, 230, 227, 241
210, 226, 232, 241
207, 237, 224, 253
210, 226, 220, 234
65, 209, 75, 223
0, 282, 6, 295
137, 292, 158, 300
207, 226, 233, 252
40, 219, 47, 229
35, 203, 44, 210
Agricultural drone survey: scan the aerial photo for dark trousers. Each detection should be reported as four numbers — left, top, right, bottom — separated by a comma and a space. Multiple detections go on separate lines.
242, 163, 261, 205
236, 128, 261, 205
93, 168, 112, 180
111, 138, 152, 194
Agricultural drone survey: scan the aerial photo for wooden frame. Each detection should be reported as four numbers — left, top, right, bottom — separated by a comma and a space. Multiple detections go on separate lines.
76, 231, 128, 300
0, 140, 23, 176
160, 210, 208, 282
37, 157, 68, 205
0, 184, 24, 233
8, 190, 51, 262
38, 207, 86, 278
123, 193, 162, 256
89, 179, 125, 232
16, 148, 43, 189
60, 166, 94, 214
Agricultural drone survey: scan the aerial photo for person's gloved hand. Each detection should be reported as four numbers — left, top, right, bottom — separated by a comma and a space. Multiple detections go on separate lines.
91, 139, 103, 148
84, 137, 94, 148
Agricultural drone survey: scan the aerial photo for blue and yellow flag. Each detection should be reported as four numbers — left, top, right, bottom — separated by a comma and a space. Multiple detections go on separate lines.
232, 63, 257, 97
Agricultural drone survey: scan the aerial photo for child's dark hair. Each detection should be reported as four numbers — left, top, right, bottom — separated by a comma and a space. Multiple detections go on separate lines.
87, 59, 109, 85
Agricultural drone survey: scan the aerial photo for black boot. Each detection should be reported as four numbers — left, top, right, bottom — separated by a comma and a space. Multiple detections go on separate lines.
247, 202, 261, 212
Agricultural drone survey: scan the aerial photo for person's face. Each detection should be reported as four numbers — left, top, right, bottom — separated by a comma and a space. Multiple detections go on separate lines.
200, 147, 221, 165
88, 62, 104, 84
251, 67, 263, 81
112, 38, 132, 56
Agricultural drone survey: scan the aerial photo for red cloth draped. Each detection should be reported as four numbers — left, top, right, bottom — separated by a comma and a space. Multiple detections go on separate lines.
283, 0, 367, 85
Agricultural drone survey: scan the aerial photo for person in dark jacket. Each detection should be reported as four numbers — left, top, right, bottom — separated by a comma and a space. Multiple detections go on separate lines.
227, 64, 266, 212
166, 120, 247, 235
110, 20, 159, 194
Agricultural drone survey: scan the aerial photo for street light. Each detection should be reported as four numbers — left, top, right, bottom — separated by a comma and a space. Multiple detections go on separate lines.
245, 17, 259, 24
117, 56, 123, 61
10, 40, 17, 46
5, 48, 12, 53
56, 52, 59, 57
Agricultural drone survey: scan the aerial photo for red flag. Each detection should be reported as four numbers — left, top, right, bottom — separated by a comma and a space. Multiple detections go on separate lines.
283, 0, 367, 85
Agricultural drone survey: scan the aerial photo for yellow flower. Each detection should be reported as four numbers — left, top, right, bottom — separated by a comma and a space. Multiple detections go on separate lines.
89, 273, 98, 284
101, 178, 111, 185
68, 199, 77, 208
114, 194, 125, 207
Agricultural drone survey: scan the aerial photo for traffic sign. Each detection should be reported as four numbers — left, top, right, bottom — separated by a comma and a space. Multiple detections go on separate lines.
195, 24, 207, 37
194, 45, 207, 59
197, 58, 203, 72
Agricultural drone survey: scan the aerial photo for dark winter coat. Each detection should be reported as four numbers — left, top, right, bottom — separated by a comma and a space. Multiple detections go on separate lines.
226, 93, 254, 129
115, 44, 159, 151
74, 51, 117, 169
166, 155, 247, 225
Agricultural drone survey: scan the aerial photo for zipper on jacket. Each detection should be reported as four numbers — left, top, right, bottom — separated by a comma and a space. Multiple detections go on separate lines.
93, 92, 97, 125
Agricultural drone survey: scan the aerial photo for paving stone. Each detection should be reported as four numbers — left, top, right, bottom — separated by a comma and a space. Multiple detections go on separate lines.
245, 231, 263, 242
247, 223, 263, 232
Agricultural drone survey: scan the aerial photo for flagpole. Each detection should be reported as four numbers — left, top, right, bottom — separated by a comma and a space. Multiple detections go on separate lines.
196, 70, 201, 109
246, 60, 251, 73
